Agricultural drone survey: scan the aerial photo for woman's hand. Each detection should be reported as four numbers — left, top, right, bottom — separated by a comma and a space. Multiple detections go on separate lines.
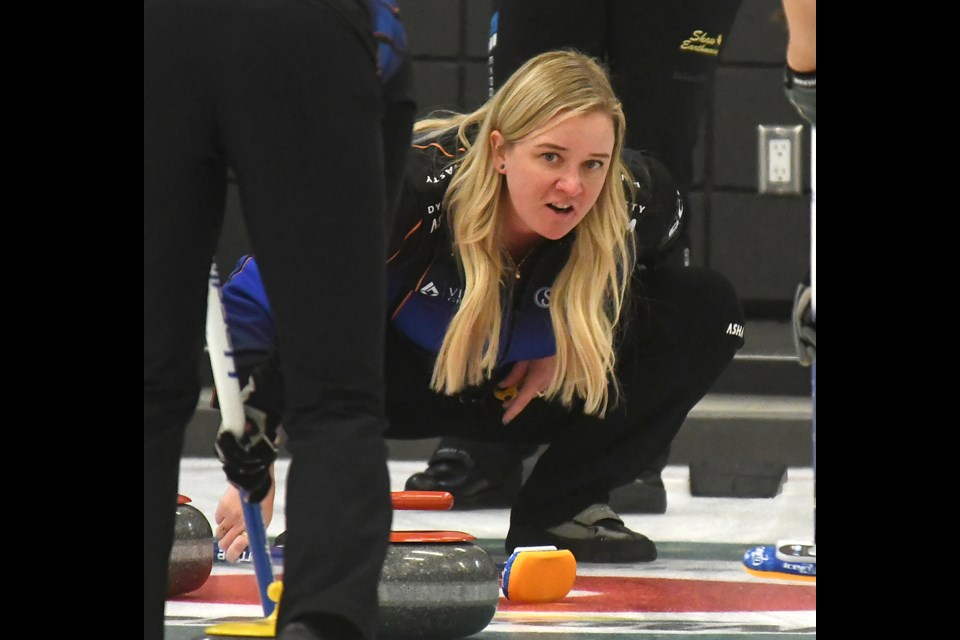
214, 468, 276, 562
498, 355, 556, 424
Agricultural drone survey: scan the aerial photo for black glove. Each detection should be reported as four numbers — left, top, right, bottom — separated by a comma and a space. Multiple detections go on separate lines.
215, 405, 278, 503
784, 66, 816, 125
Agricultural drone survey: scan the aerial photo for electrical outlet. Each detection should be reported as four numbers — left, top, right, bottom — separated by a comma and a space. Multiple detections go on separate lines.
758, 125, 803, 195
768, 139, 792, 183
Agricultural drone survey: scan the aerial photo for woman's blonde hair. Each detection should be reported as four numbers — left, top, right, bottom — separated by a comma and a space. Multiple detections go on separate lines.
414, 50, 636, 416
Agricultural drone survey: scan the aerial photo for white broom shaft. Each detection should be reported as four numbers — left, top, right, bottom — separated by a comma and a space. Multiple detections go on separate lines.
206, 263, 245, 437
206, 262, 277, 615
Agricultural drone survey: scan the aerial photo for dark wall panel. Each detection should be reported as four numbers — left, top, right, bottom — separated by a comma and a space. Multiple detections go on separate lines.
709, 192, 810, 304
463, 61, 490, 110
721, 0, 789, 64
712, 67, 811, 191
412, 61, 459, 114
685, 191, 707, 268
403, 0, 460, 56
690, 119, 707, 189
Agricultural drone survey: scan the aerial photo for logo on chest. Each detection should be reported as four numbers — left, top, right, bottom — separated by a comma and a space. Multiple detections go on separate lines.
419, 281, 463, 304
534, 287, 552, 309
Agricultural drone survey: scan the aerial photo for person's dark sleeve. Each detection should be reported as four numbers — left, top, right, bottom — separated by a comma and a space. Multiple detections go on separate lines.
386, 134, 457, 257
622, 149, 685, 268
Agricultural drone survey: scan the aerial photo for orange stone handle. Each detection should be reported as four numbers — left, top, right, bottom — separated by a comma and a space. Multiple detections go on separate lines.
391, 490, 454, 511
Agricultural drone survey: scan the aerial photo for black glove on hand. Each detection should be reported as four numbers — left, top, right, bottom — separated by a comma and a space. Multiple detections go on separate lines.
215, 405, 278, 503
235, 351, 285, 436
784, 66, 816, 125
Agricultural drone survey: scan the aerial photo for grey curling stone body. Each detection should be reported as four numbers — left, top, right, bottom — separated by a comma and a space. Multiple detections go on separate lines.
378, 541, 500, 639
168, 502, 214, 597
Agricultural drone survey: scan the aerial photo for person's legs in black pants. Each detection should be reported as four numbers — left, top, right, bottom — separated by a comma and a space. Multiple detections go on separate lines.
145, 2, 395, 639
503, 266, 744, 556
388, 267, 742, 560
144, 3, 232, 636
221, 4, 392, 638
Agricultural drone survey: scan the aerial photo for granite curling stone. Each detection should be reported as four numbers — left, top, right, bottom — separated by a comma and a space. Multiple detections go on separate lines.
378, 533, 500, 639
167, 496, 214, 597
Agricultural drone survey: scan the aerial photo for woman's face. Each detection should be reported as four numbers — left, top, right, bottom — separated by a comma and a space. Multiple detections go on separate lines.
492, 110, 614, 256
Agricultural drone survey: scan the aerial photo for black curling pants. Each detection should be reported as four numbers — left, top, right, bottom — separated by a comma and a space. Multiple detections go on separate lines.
144, 1, 401, 638
384, 266, 744, 532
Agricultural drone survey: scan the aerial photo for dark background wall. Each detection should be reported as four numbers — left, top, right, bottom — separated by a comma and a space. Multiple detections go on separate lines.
216, 0, 811, 320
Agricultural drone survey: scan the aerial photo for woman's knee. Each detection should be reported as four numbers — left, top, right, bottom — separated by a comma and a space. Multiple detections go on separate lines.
682, 268, 744, 361
643, 266, 744, 353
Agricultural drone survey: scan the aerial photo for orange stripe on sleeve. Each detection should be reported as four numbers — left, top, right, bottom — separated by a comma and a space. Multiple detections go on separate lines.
386, 220, 423, 264
390, 256, 438, 320
412, 142, 455, 158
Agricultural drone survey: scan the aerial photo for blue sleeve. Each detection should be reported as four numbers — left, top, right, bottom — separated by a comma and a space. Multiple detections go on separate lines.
221, 256, 275, 357
372, 0, 409, 84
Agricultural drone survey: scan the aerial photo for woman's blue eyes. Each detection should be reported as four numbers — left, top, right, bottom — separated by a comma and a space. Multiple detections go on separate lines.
541, 153, 603, 170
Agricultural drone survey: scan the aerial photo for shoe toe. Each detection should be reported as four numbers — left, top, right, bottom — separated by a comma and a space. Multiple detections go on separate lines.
404, 471, 442, 492
403, 455, 519, 508
507, 504, 657, 563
